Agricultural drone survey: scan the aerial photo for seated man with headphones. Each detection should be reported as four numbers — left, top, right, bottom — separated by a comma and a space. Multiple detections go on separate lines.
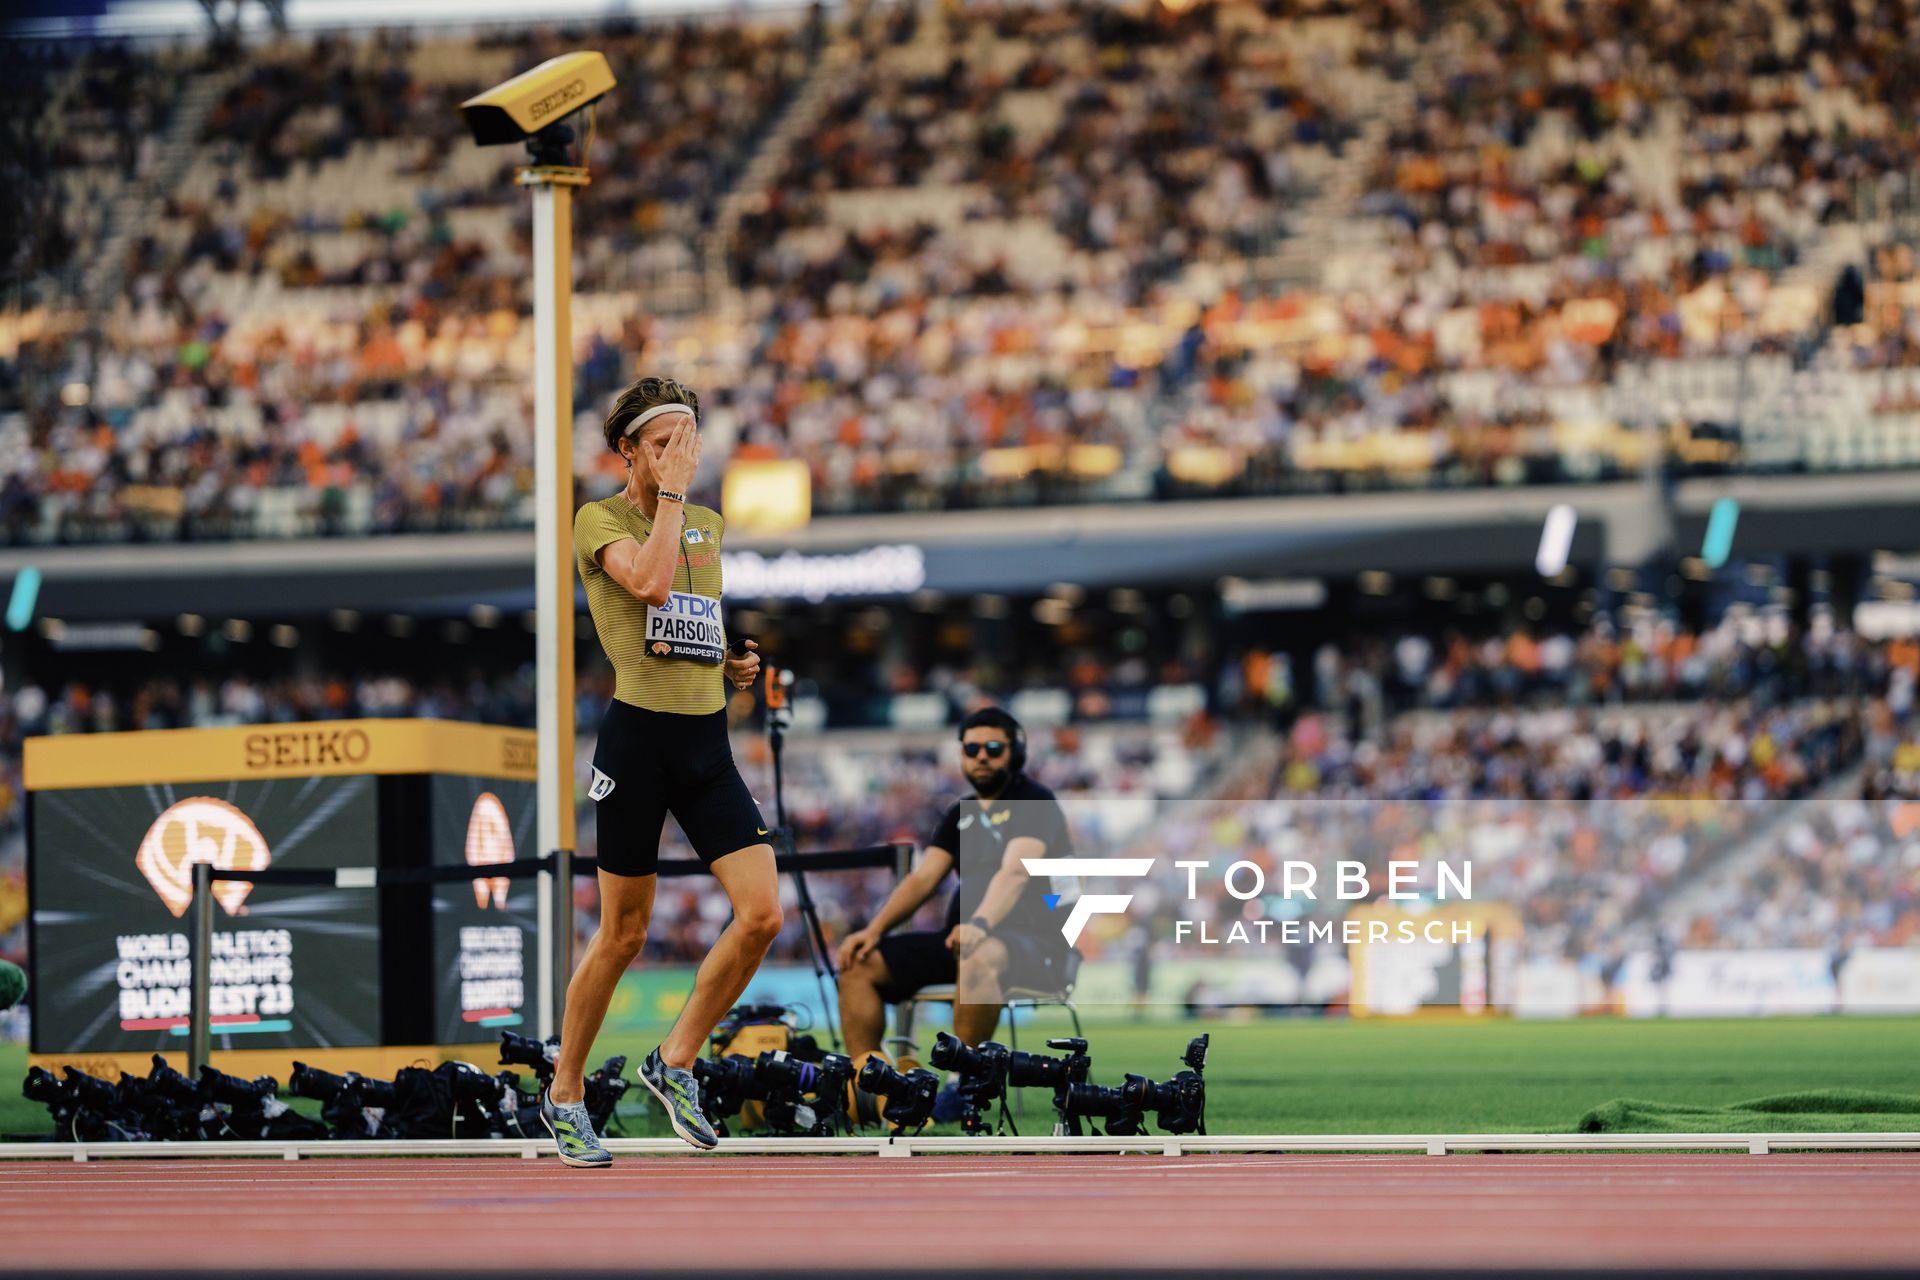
836, 707, 1076, 1066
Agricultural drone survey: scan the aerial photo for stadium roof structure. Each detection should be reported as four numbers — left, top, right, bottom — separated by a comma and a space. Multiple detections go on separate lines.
8, 0, 791, 40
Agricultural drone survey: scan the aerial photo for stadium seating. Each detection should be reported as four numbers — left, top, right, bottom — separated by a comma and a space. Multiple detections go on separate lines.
7, 0, 1920, 541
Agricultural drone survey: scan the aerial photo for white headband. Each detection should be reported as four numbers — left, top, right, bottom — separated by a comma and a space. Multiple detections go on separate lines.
622, 402, 697, 437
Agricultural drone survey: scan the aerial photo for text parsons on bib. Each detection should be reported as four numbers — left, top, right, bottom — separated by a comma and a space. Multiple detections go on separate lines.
644, 591, 724, 664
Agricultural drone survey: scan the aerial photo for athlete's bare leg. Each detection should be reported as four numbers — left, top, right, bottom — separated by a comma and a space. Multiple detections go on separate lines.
550, 870, 654, 1105
657, 842, 781, 1067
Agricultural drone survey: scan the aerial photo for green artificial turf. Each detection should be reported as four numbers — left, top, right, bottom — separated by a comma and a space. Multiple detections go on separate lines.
6, 1015, 1918, 1140
604, 1012, 1920, 1138
2, 1041, 32, 1137
1578, 1089, 1920, 1133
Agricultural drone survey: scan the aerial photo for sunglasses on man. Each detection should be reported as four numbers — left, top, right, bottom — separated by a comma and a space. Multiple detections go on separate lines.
962, 740, 1009, 759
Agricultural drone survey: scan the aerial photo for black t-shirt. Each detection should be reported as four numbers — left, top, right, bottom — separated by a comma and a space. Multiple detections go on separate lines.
926, 772, 1073, 945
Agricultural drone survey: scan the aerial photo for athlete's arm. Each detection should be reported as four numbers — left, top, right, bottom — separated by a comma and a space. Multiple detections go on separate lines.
947, 835, 1043, 954
597, 521, 681, 608
836, 847, 954, 967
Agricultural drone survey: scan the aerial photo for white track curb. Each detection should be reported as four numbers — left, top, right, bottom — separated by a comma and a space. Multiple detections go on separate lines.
2, 1132, 1918, 1161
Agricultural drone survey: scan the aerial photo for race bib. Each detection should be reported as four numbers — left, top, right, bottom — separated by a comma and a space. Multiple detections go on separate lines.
644, 592, 724, 664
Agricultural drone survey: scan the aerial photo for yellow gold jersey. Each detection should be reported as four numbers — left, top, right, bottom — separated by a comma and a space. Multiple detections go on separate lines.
574, 494, 728, 715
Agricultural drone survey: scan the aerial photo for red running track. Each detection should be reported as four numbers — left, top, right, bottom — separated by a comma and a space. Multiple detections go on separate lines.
3, 1152, 1918, 1274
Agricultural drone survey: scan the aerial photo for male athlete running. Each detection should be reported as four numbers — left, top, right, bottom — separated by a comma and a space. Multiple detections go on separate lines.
540, 375, 779, 1164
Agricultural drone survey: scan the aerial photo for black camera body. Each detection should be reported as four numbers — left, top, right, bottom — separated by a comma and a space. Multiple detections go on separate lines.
122, 1056, 212, 1140
691, 1049, 853, 1138
21, 1045, 628, 1144
498, 1031, 560, 1082
1012, 1037, 1092, 1091
197, 1065, 278, 1107
1053, 1034, 1208, 1137
854, 1056, 942, 1133
755, 1049, 853, 1137
197, 1065, 325, 1141
584, 1054, 630, 1134
932, 1032, 1095, 1136
23, 1065, 125, 1141
691, 1053, 759, 1133
930, 1032, 1012, 1135
64, 1065, 121, 1113
289, 1061, 396, 1138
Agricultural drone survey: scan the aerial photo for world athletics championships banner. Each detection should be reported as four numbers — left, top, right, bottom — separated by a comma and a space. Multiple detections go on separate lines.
24, 719, 537, 1063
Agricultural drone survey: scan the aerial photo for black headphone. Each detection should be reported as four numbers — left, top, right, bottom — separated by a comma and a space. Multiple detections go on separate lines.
959, 706, 1027, 777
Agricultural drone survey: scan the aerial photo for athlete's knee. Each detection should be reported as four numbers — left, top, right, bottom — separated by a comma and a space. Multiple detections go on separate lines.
957, 939, 1009, 994
598, 920, 649, 961
970, 938, 1010, 971
840, 948, 886, 991
736, 900, 784, 946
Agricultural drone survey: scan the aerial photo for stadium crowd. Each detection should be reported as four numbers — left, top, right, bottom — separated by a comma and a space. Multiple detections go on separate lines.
1250, 611, 1915, 727
1, 611, 1914, 974
1671, 791, 1920, 952
8, 0, 1920, 543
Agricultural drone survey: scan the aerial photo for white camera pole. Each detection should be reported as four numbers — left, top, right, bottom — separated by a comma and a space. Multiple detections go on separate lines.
459, 57, 613, 1044
523, 158, 588, 1041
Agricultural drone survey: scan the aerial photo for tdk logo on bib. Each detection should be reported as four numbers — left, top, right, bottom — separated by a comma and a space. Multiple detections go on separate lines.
659, 593, 718, 620
645, 592, 725, 664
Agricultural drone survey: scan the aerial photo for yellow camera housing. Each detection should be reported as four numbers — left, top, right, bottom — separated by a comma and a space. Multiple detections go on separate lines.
458, 51, 616, 146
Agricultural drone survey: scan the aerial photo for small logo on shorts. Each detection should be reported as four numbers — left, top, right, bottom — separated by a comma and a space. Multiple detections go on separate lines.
588, 768, 617, 802
756, 826, 769, 836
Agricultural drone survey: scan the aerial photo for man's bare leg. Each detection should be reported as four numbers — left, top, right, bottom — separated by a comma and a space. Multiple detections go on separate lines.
551, 870, 655, 1104
838, 948, 897, 1059
952, 938, 1009, 1045
657, 843, 782, 1067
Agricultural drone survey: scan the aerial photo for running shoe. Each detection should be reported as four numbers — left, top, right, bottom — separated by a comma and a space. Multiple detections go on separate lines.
540, 1087, 613, 1168
639, 1048, 720, 1150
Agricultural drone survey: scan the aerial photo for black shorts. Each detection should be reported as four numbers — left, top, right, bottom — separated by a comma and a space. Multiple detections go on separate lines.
873, 928, 1073, 1004
590, 700, 769, 876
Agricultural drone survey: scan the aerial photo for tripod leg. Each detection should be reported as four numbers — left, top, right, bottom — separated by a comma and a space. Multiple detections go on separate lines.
767, 711, 843, 1051
787, 851, 843, 1052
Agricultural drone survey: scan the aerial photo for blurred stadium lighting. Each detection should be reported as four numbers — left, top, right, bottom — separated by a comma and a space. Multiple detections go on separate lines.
1702, 497, 1741, 569
721, 459, 812, 535
6, 567, 41, 632
1535, 504, 1577, 578
1220, 577, 1327, 614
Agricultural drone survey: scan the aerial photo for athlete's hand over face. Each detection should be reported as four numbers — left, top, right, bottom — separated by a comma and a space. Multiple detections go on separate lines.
648, 416, 701, 495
